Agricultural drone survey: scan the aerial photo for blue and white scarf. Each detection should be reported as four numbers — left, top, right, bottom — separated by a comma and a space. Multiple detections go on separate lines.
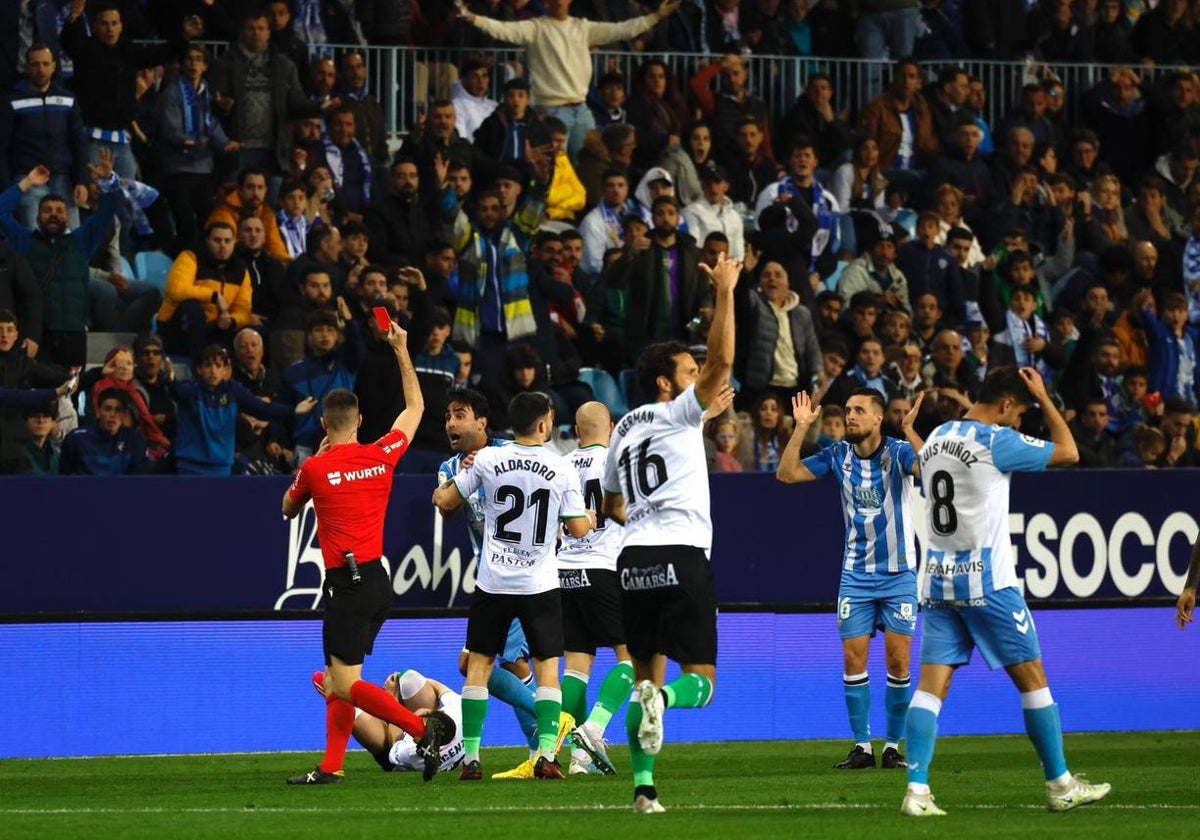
1183, 236, 1200, 325
323, 139, 372, 204
293, 0, 331, 59
277, 210, 312, 259
1003, 309, 1050, 379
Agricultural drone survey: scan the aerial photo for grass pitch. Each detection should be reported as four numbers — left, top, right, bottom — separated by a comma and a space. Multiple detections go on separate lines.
1, 732, 1196, 839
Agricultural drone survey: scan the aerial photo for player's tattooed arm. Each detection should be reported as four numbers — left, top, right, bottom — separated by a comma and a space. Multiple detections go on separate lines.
776, 391, 818, 484
1177, 532, 1200, 630
901, 391, 926, 472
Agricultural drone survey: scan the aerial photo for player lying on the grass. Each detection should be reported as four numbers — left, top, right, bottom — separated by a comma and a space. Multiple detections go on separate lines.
312, 669, 464, 774
898, 370, 1111, 817
777, 388, 919, 771
434, 392, 595, 781
1176, 529, 1199, 630
439, 388, 568, 779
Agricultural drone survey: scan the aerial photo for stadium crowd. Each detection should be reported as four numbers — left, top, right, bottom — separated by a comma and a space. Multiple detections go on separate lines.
2, 0, 1200, 476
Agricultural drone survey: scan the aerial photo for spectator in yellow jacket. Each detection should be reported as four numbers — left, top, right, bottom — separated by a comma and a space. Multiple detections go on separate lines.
157, 221, 254, 362
545, 118, 587, 223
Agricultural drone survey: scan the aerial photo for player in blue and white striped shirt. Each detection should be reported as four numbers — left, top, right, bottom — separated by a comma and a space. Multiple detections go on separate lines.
778, 387, 920, 772
898, 367, 1111, 816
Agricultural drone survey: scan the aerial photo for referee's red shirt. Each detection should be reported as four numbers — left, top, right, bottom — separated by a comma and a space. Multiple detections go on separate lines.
286, 430, 410, 569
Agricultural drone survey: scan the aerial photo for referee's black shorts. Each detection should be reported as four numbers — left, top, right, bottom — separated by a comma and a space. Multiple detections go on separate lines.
466, 588, 564, 661
618, 545, 717, 666
560, 567, 625, 655
322, 559, 392, 666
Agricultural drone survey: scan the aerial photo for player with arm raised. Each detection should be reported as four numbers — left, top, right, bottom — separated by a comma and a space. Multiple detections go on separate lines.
600, 251, 741, 814
776, 387, 920, 771
433, 391, 595, 781
282, 321, 453, 785
559, 401, 633, 776
897, 366, 1111, 816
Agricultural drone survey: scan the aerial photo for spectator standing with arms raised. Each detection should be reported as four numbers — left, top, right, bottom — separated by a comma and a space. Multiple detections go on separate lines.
458, 0, 683, 159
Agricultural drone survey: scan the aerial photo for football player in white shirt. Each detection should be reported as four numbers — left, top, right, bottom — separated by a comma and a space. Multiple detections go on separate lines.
554, 401, 633, 776
312, 668, 465, 775
434, 391, 595, 781
899, 368, 1110, 816
600, 252, 741, 814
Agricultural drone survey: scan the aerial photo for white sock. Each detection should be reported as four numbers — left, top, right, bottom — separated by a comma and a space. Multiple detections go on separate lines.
1047, 771, 1072, 788
907, 782, 931, 796
884, 741, 899, 752
855, 741, 873, 754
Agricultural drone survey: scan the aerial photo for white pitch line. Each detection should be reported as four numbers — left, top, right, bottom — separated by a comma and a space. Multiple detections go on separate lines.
0, 803, 1196, 815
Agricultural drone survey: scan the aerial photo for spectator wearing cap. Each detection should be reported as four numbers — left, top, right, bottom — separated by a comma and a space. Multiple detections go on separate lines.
171, 344, 315, 475
451, 58, 499, 143
22, 400, 60, 475
133, 332, 177, 443
0, 307, 71, 474
60, 387, 152, 475
460, 0, 681, 158
578, 169, 639, 275
157, 221, 254, 363
89, 345, 170, 453
837, 219, 912, 315
682, 165, 744, 260
472, 78, 552, 182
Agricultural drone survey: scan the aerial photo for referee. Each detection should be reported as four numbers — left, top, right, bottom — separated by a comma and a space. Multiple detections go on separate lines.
284, 320, 453, 785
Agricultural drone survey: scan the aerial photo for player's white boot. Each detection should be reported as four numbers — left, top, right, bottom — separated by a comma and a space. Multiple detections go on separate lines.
900, 790, 947, 817
635, 681, 665, 756
570, 721, 617, 774
1046, 774, 1112, 812
568, 749, 603, 775
633, 794, 666, 814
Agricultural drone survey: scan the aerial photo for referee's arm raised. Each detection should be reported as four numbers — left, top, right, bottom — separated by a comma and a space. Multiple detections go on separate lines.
776, 391, 819, 484
694, 253, 741, 409
388, 321, 424, 442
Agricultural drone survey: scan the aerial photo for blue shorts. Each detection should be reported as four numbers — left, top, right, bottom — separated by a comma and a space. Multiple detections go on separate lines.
920, 587, 1042, 670
837, 569, 918, 641
499, 618, 530, 664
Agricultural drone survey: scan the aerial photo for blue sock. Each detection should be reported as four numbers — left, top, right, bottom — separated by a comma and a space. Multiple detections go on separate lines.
1022, 689, 1069, 781
885, 673, 911, 744
905, 691, 942, 786
843, 672, 871, 744
488, 667, 539, 751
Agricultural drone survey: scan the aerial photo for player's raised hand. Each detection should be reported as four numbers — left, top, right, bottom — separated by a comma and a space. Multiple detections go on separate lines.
698, 251, 742, 295
702, 383, 736, 421
792, 390, 818, 427
1017, 366, 1049, 402
1177, 588, 1195, 630
902, 391, 925, 434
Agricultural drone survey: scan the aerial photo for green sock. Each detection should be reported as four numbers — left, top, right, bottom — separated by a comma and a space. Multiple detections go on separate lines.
561, 670, 589, 724
534, 690, 562, 758
625, 694, 656, 787
662, 673, 714, 709
461, 690, 489, 762
587, 660, 635, 731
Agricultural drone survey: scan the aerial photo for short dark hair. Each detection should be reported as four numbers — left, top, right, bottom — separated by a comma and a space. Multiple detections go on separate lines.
429, 306, 453, 329
703, 231, 729, 247
1164, 397, 1193, 416
307, 309, 340, 331
238, 167, 267, 186
947, 226, 974, 243
561, 229, 583, 243
601, 168, 628, 184
543, 116, 568, 135
341, 220, 368, 239
306, 223, 337, 253
196, 344, 230, 365
636, 340, 691, 400
1123, 364, 1149, 380
323, 389, 359, 431
0, 309, 16, 326
95, 387, 129, 410
532, 230, 562, 250
508, 391, 554, 436
279, 179, 306, 198
651, 195, 679, 213
447, 387, 489, 421
37, 193, 68, 211
976, 366, 1034, 407
846, 387, 886, 412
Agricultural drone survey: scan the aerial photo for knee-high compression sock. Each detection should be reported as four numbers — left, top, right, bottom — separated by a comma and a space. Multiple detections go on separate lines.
904, 691, 942, 792
843, 672, 872, 747
626, 692, 656, 790
561, 670, 589, 724
461, 685, 489, 764
487, 667, 538, 752
587, 660, 635, 731
1022, 688, 1069, 783
319, 693, 356, 774
534, 686, 563, 760
349, 680, 425, 739
662, 673, 714, 709
886, 673, 912, 747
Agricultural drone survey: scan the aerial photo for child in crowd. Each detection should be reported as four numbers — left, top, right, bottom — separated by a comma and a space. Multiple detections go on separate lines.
545, 117, 586, 223
277, 180, 312, 259
707, 418, 745, 473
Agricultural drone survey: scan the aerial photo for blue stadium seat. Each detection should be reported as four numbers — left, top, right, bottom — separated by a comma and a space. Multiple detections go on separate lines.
618, 368, 640, 409
134, 251, 173, 291
118, 256, 134, 280
578, 367, 627, 418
